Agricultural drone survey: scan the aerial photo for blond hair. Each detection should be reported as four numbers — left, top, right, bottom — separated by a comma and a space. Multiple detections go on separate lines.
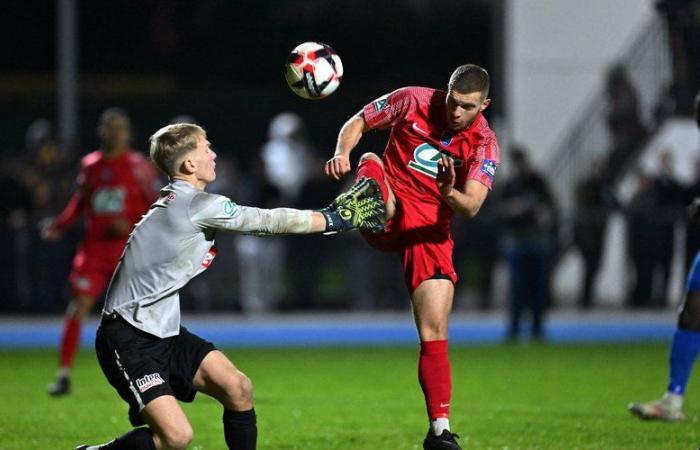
149, 123, 206, 176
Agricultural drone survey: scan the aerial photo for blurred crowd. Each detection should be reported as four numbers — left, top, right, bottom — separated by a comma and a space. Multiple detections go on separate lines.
0, 88, 698, 328
0, 112, 407, 315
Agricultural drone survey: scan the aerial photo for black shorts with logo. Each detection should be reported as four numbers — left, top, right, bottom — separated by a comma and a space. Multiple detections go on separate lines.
95, 314, 216, 426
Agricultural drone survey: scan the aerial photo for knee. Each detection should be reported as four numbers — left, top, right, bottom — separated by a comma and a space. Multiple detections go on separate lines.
359, 152, 382, 165
159, 424, 193, 450
679, 306, 700, 332
68, 296, 93, 319
678, 293, 700, 332
226, 371, 254, 410
419, 321, 449, 341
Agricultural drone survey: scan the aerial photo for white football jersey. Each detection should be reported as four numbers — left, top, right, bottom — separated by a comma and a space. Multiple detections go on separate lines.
103, 180, 312, 338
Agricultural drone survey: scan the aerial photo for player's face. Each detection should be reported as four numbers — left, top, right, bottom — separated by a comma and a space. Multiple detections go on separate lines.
101, 116, 132, 150
445, 90, 490, 131
193, 137, 217, 184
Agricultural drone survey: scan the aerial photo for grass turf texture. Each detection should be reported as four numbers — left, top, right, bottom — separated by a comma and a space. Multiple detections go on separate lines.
0, 344, 697, 449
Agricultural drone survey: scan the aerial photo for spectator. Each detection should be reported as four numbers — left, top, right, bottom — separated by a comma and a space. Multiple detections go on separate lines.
286, 149, 346, 310
683, 157, 700, 272
572, 159, 618, 308
502, 147, 558, 341
452, 188, 503, 310
260, 112, 313, 203
19, 120, 76, 312
604, 64, 646, 181
657, 0, 700, 114
0, 157, 34, 311
626, 166, 680, 308
233, 156, 286, 314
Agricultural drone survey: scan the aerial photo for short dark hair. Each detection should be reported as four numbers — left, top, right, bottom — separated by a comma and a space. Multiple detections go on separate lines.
97, 107, 131, 136
448, 64, 490, 97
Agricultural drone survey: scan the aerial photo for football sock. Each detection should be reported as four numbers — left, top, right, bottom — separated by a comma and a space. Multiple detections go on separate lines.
668, 328, 700, 395
223, 408, 257, 450
59, 316, 81, 371
355, 158, 389, 204
431, 417, 451, 436
419, 339, 451, 433
84, 427, 156, 449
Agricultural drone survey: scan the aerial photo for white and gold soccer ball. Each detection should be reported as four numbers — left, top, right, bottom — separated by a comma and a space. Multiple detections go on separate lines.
284, 42, 343, 100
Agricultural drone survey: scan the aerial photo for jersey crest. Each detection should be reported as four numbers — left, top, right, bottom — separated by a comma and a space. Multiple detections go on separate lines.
407, 143, 463, 179
91, 187, 126, 213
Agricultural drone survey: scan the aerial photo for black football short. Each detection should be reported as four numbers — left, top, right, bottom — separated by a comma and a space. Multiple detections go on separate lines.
95, 314, 216, 426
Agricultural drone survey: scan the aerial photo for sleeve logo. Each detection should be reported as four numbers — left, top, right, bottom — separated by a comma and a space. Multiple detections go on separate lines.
224, 200, 237, 216
480, 160, 497, 179
373, 96, 389, 112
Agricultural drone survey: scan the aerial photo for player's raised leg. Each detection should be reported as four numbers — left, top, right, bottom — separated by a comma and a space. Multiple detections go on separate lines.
353, 153, 396, 221
193, 350, 257, 450
411, 278, 461, 450
48, 291, 96, 396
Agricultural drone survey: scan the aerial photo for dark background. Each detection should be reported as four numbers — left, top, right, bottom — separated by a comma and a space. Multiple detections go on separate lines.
0, 0, 498, 162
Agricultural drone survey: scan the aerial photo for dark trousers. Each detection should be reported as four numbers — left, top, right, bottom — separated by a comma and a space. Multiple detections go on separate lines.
507, 241, 551, 339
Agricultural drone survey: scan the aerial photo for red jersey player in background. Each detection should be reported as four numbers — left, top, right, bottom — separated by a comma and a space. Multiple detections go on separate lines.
325, 65, 499, 450
42, 108, 159, 396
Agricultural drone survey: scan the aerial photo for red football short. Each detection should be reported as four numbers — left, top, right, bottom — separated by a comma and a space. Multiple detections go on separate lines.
68, 242, 123, 299
357, 159, 457, 293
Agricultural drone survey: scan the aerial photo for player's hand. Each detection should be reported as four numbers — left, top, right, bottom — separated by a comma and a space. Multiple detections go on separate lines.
325, 154, 351, 180
320, 177, 386, 234
39, 217, 62, 241
436, 155, 456, 197
109, 217, 133, 237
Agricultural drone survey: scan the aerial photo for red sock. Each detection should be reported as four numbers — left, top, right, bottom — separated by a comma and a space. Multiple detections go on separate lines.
418, 340, 451, 420
355, 158, 389, 204
59, 317, 81, 370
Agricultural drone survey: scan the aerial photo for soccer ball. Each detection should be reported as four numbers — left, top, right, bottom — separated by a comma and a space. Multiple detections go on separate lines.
284, 42, 343, 100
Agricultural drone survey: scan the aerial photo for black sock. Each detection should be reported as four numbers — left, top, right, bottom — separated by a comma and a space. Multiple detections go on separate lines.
223, 408, 257, 450
96, 427, 156, 450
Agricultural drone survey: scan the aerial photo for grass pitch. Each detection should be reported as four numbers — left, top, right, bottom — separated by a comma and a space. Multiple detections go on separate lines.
0, 343, 697, 449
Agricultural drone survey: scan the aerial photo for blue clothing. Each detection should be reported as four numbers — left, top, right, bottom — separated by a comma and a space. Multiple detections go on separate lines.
668, 328, 700, 395
666, 250, 700, 395
686, 251, 700, 292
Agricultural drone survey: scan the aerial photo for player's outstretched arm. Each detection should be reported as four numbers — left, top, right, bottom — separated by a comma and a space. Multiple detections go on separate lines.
191, 181, 385, 235
436, 156, 489, 219
325, 112, 371, 180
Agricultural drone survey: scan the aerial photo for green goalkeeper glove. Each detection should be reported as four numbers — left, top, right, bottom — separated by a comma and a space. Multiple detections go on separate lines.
320, 177, 386, 234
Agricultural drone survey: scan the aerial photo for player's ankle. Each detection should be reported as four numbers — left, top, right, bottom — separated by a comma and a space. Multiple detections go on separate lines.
430, 417, 450, 436
663, 391, 684, 409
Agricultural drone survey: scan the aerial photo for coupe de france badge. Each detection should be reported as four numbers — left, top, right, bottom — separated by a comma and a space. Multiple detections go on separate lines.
480, 160, 497, 179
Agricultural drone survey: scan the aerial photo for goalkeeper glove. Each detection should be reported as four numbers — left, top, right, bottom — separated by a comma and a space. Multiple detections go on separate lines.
320, 177, 386, 234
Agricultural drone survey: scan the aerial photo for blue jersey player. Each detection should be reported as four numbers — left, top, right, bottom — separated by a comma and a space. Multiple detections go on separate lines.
629, 90, 700, 421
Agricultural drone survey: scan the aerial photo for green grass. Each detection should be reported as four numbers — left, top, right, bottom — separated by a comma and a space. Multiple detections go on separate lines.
0, 343, 698, 449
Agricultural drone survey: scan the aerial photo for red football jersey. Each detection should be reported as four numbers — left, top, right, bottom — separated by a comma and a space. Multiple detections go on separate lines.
363, 86, 500, 229
53, 149, 159, 252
